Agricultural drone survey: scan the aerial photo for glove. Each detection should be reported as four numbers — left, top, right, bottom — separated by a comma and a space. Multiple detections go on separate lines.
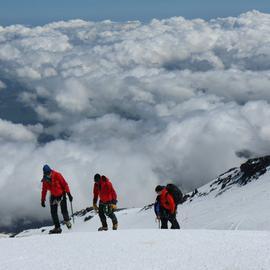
67, 192, 73, 202
111, 204, 117, 210
93, 203, 99, 212
41, 201, 46, 208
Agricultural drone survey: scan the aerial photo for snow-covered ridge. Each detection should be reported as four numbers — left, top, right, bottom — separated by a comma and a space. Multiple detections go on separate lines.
186, 155, 270, 200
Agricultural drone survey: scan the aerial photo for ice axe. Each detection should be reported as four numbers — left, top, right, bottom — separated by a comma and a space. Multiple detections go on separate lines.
156, 216, 161, 229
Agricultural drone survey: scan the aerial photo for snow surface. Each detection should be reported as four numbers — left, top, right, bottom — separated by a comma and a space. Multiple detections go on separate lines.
1, 230, 270, 270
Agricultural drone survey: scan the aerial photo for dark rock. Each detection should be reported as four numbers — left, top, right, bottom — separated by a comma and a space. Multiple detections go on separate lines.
191, 189, 198, 198
239, 155, 270, 185
84, 216, 94, 222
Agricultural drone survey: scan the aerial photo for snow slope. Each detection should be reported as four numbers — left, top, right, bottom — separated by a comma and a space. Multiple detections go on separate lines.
180, 167, 270, 230
2, 230, 270, 270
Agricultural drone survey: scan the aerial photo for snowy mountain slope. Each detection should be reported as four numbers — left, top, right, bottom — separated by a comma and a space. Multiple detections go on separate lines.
16, 156, 270, 237
2, 230, 270, 270
180, 167, 270, 230
179, 155, 270, 230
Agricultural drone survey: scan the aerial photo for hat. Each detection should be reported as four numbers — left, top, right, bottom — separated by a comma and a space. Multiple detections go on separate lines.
94, 173, 101, 182
155, 185, 163, 193
43, 164, 52, 175
101, 175, 107, 182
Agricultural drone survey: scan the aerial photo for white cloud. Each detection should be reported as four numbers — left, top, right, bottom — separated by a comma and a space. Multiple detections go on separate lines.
55, 78, 91, 112
19, 33, 72, 52
0, 44, 21, 61
16, 66, 42, 80
0, 119, 39, 142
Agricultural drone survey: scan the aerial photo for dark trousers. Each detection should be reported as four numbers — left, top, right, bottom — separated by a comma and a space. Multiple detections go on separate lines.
50, 195, 70, 228
160, 208, 180, 229
98, 202, 118, 228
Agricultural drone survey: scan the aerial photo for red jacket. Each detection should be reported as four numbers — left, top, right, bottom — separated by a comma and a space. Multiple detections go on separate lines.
93, 176, 117, 204
41, 170, 70, 201
159, 188, 175, 214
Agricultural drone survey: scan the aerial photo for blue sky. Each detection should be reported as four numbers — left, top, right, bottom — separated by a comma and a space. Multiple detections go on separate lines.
1, 0, 270, 26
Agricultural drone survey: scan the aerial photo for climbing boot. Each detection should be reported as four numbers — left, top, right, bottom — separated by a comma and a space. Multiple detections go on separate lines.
49, 227, 62, 234
98, 226, 108, 231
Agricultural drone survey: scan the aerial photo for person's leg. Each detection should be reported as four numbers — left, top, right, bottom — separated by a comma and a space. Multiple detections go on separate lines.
60, 195, 70, 221
109, 213, 118, 227
50, 197, 60, 229
98, 203, 108, 229
169, 214, 180, 229
106, 205, 118, 229
160, 217, 168, 229
159, 208, 169, 229
60, 195, 72, 229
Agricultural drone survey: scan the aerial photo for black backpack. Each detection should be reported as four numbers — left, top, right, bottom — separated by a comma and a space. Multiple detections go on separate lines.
166, 183, 183, 205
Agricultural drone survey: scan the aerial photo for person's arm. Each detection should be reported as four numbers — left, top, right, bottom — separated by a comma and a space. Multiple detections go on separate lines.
108, 182, 117, 210
154, 199, 160, 217
41, 181, 47, 206
92, 183, 99, 211
110, 182, 117, 204
58, 173, 71, 193
58, 173, 73, 201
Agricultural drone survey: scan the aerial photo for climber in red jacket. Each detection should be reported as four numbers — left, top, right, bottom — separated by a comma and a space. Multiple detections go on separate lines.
154, 185, 180, 229
93, 174, 118, 231
41, 164, 73, 234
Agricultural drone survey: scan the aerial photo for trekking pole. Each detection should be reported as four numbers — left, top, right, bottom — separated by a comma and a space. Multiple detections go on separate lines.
156, 217, 161, 229
70, 201, 75, 224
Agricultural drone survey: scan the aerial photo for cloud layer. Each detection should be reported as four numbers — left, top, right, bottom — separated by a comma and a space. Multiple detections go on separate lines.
1, 11, 270, 226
